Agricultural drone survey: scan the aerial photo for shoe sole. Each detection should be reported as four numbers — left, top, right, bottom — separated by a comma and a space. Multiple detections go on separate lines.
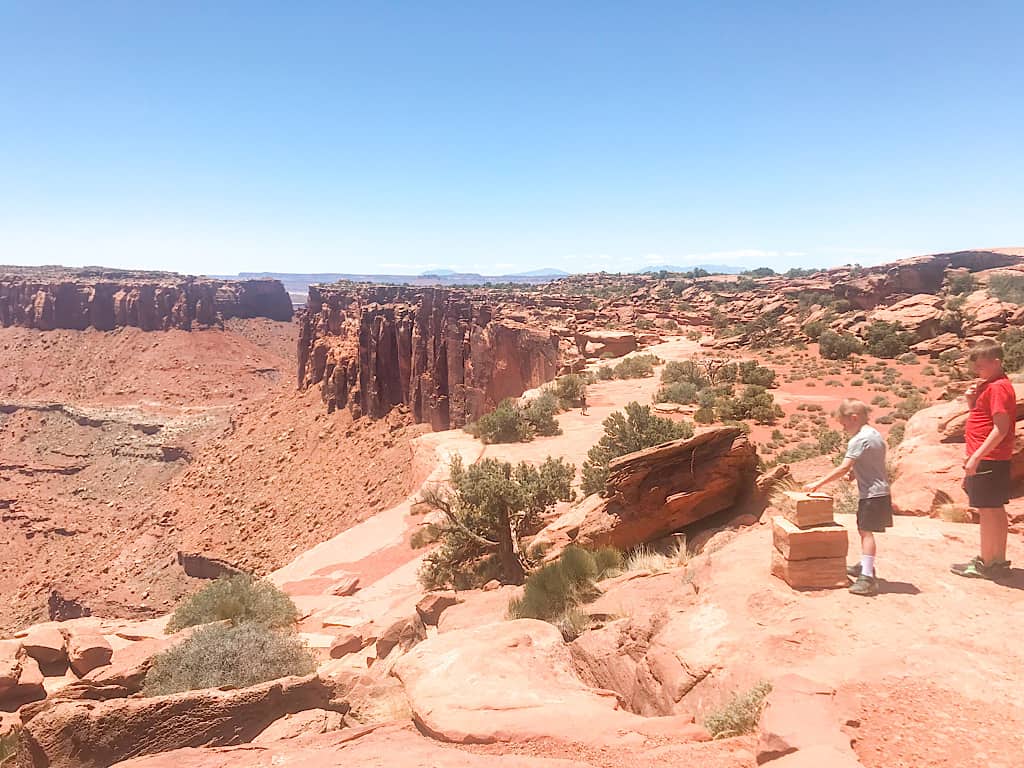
950, 568, 990, 579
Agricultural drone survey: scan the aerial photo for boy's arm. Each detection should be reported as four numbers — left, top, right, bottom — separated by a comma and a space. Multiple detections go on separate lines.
964, 412, 1012, 475
805, 457, 855, 492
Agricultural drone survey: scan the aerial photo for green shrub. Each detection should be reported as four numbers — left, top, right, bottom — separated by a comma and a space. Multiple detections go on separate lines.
816, 428, 844, 455
1001, 328, 1024, 372
654, 381, 700, 404
819, 330, 863, 360
887, 423, 906, 448
581, 402, 693, 495
612, 354, 659, 379
523, 391, 562, 436
166, 575, 298, 634
802, 319, 827, 340
635, 318, 654, 330
410, 523, 441, 549
704, 681, 772, 739
715, 385, 783, 425
661, 360, 711, 388
989, 272, 1024, 304
737, 360, 777, 387
419, 456, 575, 588
596, 365, 614, 380
947, 271, 975, 295
694, 406, 716, 424
863, 321, 913, 359
893, 392, 929, 420
144, 622, 315, 696
507, 546, 622, 638
471, 398, 534, 444
552, 375, 587, 409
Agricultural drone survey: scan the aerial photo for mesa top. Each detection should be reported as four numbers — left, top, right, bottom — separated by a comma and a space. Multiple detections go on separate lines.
845, 424, 890, 500
965, 374, 1017, 461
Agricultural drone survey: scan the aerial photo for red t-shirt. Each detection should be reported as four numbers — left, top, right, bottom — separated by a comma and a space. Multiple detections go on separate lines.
965, 374, 1017, 461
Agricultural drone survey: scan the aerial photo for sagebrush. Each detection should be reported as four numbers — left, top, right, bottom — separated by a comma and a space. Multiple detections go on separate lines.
144, 622, 315, 696
704, 681, 772, 738
166, 574, 298, 633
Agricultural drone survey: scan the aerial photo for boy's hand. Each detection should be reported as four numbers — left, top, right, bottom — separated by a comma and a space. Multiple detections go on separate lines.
965, 380, 982, 406
845, 471, 855, 482
964, 453, 981, 476
803, 482, 819, 493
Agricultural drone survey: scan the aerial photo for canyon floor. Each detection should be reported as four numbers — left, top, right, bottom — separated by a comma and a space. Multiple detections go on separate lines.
4, 328, 1023, 768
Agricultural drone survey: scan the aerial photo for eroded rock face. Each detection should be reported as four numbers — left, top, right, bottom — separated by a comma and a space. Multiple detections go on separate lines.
574, 428, 759, 550
390, 619, 704, 747
0, 267, 292, 331
297, 286, 561, 429
890, 386, 1024, 515
834, 251, 1022, 310
16, 674, 335, 768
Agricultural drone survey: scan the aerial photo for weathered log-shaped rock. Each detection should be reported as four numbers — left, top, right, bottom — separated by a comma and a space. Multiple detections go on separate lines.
574, 427, 759, 550
16, 674, 335, 768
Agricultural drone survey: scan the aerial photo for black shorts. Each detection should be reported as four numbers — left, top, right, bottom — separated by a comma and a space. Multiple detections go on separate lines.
857, 495, 894, 533
965, 460, 1012, 508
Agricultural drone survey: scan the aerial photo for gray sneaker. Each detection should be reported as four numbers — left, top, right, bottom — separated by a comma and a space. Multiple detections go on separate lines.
849, 575, 878, 596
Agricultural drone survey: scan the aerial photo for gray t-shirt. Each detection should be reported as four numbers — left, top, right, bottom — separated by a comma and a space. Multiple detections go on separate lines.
845, 425, 890, 500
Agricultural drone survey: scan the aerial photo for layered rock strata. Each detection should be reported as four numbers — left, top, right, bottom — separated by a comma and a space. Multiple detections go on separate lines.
0, 268, 292, 330
297, 285, 561, 429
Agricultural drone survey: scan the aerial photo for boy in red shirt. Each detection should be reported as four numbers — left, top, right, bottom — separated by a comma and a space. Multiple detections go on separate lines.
951, 339, 1017, 579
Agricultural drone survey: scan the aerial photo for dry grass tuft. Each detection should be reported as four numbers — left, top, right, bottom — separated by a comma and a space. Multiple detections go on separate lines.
704, 680, 772, 739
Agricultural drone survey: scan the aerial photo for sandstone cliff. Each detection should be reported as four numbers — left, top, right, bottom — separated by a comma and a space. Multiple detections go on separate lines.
0, 267, 292, 331
297, 285, 561, 429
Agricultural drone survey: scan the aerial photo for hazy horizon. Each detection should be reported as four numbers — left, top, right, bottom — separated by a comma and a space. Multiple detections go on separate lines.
2, 3, 1021, 276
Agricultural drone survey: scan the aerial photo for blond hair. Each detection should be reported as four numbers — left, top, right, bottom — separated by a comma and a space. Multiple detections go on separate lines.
837, 398, 871, 421
968, 338, 1004, 362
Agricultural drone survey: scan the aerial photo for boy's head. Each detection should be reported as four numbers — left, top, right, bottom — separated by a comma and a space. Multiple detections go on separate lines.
836, 398, 870, 434
968, 339, 1005, 379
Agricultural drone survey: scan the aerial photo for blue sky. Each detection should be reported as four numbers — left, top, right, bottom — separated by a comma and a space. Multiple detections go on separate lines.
1, 2, 1021, 276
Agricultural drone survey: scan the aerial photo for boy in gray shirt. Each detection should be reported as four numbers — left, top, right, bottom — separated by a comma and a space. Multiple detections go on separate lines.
805, 399, 892, 596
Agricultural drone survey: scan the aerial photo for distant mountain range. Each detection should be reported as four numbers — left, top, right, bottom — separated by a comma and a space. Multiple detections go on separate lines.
419, 268, 570, 278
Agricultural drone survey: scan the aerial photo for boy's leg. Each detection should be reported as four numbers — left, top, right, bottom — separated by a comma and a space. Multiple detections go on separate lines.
978, 506, 1009, 564
860, 530, 876, 576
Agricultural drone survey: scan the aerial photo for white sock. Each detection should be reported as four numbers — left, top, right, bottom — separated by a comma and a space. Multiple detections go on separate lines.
860, 555, 875, 578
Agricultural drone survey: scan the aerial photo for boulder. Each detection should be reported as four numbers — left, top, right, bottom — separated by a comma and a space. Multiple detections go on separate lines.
20, 626, 67, 667
437, 587, 521, 634
910, 332, 961, 358
890, 386, 1024, 515
67, 633, 113, 677
868, 294, 943, 341
391, 619, 702, 747
251, 709, 344, 743
579, 330, 637, 358
374, 615, 426, 661
574, 428, 759, 550
328, 631, 371, 660
106, 723, 598, 767
16, 674, 334, 768
415, 592, 459, 627
0, 641, 23, 694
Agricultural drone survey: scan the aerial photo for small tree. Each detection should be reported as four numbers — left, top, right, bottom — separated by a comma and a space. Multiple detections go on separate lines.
552, 374, 587, 409
863, 321, 913, 359
523, 391, 562, 436
581, 402, 693, 495
469, 398, 534, 444
737, 360, 777, 387
419, 456, 575, 587
819, 330, 863, 360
